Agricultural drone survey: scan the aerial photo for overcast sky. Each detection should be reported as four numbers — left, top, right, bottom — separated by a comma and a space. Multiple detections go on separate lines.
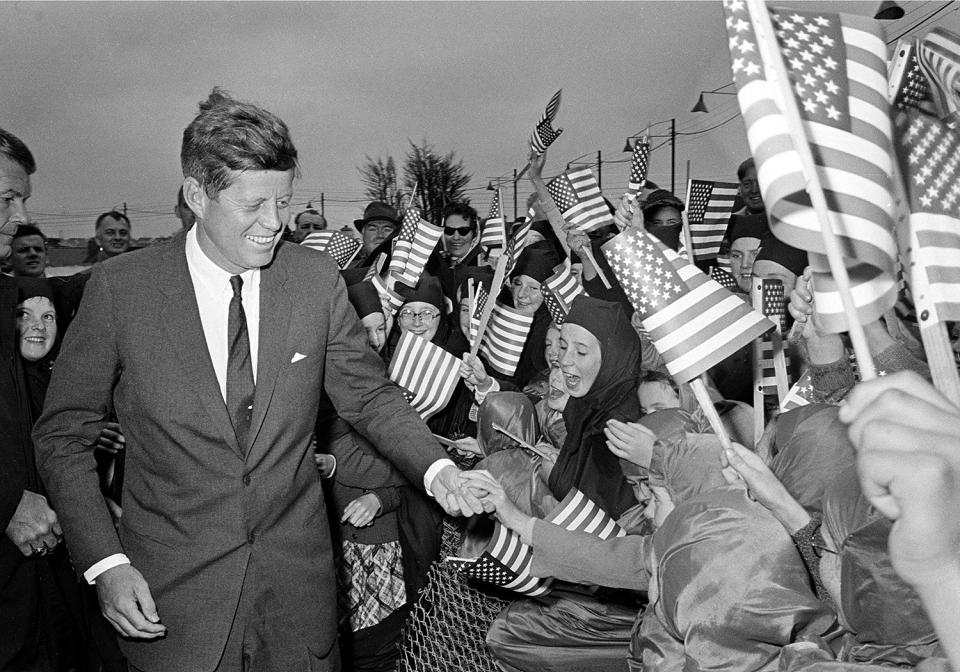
2, 0, 956, 238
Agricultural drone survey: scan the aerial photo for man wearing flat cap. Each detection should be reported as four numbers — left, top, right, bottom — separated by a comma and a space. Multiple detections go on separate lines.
354, 201, 399, 259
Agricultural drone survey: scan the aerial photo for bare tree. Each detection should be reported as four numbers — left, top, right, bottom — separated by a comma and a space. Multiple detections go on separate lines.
357, 155, 405, 212
402, 140, 471, 225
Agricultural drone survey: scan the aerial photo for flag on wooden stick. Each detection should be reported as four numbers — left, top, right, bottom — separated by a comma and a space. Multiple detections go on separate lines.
602, 227, 774, 383
547, 167, 614, 233
468, 280, 490, 348
387, 332, 461, 420
390, 207, 443, 286
529, 89, 563, 156
723, 0, 899, 334
541, 262, 584, 324
301, 231, 362, 269
480, 189, 508, 249
917, 27, 960, 122
889, 38, 938, 115
479, 303, 534, 377
503, 209, 535, 277
685, 179, 739, 262
625, 140, 651, 202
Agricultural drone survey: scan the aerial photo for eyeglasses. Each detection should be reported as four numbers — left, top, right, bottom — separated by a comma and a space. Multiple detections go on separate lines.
444, 226, 474, 237
398, 309, 440, 323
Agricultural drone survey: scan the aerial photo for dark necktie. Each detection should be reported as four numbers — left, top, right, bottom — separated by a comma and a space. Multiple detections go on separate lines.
227, 275, 255, 446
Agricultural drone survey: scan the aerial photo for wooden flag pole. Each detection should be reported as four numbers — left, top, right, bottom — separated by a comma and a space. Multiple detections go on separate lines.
407, 182, 418, 211
681, 162, 696, 263
690, 375, 734, 452
577, 242, 612, 289
467, 279, 476, 349
470, 254, 508, 357
747, 0, 877, 381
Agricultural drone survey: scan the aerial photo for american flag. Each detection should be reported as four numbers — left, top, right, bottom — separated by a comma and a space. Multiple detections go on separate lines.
301, 231, 362, 269
685, 179, 739, 261
541, 262, 584, 324
480, 189, 507, 249
389, 207, 443, 286
917, 27, 960, 122
779, 369, 815, 412
893, 110, 960, 323
724, 1, 898, 334
369, 272, 405, 316
625, 140, 651, 202
387, 332, 461, 421
451, 488, 624, 596
710, 266, 740, 291
753, 278, 791, 397
467, 280, 489, 348
547, 167, 614, 233
479, 302, 534, 377
529, 89, 563, 156
503, 209, 535, 277
602, 227, 775, 383
889, 38, 937, 115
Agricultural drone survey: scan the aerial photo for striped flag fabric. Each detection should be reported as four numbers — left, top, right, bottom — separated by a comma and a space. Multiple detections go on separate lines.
450, 488, 624, 596
541, 262, 585, 324
301, 231, 362, 269
685, 179, 739, 261
547, 167, 614, 233
917, 27, 960, 121
480, 189, 507, 249
529, 89, 563, 156
779, 369, 815, 412
387, 332, 461, 421
724, 1, 899, 334
602, 227, 775, 383
503, 209, 535, 277
754, 278, 791, 396
468, 280, 490, 348
893, 109, 960, 323
369, 272, 405, 316
389, 207, 443, 286
625, 140, 651, 202
479, 302, 534, 377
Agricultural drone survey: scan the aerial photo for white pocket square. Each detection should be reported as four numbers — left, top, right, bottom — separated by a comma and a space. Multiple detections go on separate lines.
291, 352, 307, 363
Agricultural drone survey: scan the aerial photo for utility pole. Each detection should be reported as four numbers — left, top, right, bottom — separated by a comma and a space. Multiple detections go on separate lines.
670, 118, 676, 194
513, 168, 518, 220
123, 202, 127, 217
320, 192, 325, 216
597, 150, 602, 190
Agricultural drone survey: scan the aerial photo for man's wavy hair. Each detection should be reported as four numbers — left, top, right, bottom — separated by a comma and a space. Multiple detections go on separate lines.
0, 128, 36, 175
181, 87, 299, 197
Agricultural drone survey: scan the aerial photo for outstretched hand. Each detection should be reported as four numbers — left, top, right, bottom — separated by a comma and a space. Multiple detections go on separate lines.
460, 470, 535, 543
430, 465, 487, 517
96, 564, 166, 639
721, 442, 810, 533
604, 419, 657, 470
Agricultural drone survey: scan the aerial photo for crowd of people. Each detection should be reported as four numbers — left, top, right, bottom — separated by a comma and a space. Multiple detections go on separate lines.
2, 82, 960, 672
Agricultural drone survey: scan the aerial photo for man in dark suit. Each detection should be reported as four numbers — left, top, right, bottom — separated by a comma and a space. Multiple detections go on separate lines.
34, 89, 481, 672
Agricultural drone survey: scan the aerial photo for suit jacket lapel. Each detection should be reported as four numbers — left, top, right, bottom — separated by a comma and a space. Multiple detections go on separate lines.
247, 260, 290, 454
158, 236, 243, 457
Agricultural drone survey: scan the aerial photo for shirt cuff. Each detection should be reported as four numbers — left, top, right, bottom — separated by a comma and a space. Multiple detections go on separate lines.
474, 377, 500, 405
84, 554, 131, 585
326, 455, 337, 480
423, 458, 456, 495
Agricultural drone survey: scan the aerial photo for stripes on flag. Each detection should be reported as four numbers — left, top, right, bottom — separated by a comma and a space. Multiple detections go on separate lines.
547, 167, 614, 233
541, 262, 585, 324
724, 1, 899, 334
685, 179, 739, 261
602, 227, 775, 383
755, 279, 791, 395
480, 189, 508, 249
468, 280, 490, 348
451, 488, 623, 596
917, 27, 960, 122
301, 231, 362, 269
779, 369, 815, 412
530, 89, 563, 156
479, 302, 534, 377
369, 272, 405, 316
390, 207, 443, 287
503, 208, 535, 277
893, 109, 960, 323
387, 332, 461, 421
888, 38, 937, 115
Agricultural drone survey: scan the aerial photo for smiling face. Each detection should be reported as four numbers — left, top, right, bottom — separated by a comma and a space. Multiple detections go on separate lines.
510, 274, 544, 315
443, 214, 476, 259
738, 165, 765, 215
398, 300, 440, 341
360, 311, 387, 352
544, 323, 561, 367
558, 322, 602, 398
190, 169, 294, 274
729, 236, 762, 292
0, 156, 31, 260
95, 215, 131, 257
546, 364, 570, 412
16, 296, 57, 361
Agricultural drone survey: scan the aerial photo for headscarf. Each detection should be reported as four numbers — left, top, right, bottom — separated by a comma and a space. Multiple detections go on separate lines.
527, 222, 567, 260
346, 281, 382, 319
396, 273, 444, 311
822, 467, 940, 665
548, 295, 642, 518
642, 189, 685, 251
504, 246, 561, 387
645, 409, 727, 506
769, 404, 855, 514
755, 234, 808, 277
639, 485, 834, 672
508, 245, 561, 283
728, 212, 769, 243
